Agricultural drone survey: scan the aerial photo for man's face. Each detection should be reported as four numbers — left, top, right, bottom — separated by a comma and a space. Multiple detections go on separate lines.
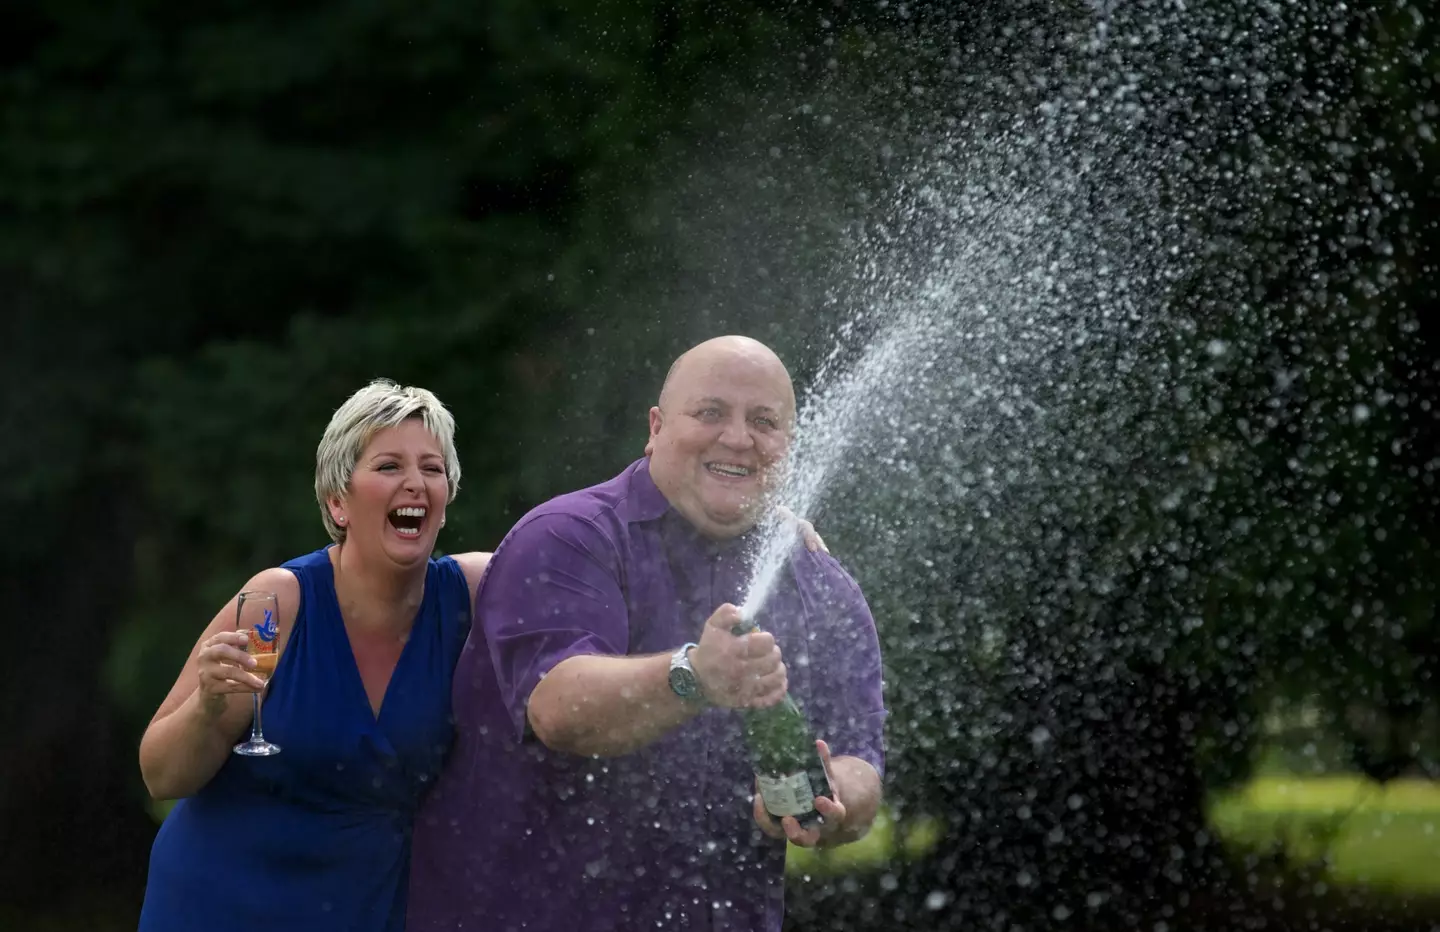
646, 344, 794, 540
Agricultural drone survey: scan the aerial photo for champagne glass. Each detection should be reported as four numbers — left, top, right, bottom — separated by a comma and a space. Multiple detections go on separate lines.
233, 590, 282, 757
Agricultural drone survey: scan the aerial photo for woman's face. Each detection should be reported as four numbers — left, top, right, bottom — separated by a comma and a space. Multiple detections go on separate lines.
332, 419, 449, 568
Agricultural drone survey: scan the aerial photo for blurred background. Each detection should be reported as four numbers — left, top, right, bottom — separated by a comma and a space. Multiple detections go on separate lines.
2, 1, 1438, 930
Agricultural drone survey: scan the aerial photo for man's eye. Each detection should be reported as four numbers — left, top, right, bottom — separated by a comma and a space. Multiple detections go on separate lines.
697, 409, 722, 421
754, 417, 778, 429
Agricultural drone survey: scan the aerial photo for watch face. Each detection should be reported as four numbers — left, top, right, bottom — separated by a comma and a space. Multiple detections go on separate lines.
669, 666, 699, 699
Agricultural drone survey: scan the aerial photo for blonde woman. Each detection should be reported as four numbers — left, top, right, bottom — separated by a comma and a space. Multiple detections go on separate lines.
137, 380, 487, 932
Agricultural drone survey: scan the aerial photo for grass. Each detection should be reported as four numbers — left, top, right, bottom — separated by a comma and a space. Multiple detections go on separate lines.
785, 807, 943, 877
785, 773, 1440, 894
1209, 774, 1440, 895
142, 755, 1440, 896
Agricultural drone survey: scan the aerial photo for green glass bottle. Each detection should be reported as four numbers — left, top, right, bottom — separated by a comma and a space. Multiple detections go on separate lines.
732, 616, 832, 828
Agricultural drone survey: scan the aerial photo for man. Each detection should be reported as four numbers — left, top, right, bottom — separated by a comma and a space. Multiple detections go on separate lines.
409, 335, 886, 932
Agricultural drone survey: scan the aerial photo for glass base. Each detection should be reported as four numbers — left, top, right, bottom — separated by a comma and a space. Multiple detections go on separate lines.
234, 739, 282, 757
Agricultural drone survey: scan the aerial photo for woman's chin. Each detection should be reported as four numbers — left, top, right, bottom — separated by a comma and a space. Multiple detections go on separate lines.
381, 529, 435, 562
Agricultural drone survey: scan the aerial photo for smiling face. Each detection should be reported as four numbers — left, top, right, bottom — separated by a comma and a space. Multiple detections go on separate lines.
328, 418, 449, 568
645, 337, 795, 540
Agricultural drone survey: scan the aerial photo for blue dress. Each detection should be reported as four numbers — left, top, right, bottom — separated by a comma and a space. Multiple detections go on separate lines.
139, 547, 471, 932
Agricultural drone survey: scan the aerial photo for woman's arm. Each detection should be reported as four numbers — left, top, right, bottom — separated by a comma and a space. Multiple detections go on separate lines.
450, 551, 492, 614
139, 567, 300, 800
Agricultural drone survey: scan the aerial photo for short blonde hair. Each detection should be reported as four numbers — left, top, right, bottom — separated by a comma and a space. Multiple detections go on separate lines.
315, 379, 462, 543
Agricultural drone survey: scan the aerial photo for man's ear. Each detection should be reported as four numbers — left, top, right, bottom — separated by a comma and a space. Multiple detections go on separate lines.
645, 406, 663, 456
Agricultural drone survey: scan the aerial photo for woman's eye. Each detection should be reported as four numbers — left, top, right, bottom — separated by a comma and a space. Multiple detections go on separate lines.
378, 463, 399, 472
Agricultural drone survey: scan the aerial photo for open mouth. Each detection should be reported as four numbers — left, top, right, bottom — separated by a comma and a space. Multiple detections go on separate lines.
705, 463, 753, 479
387, 506, 426, 539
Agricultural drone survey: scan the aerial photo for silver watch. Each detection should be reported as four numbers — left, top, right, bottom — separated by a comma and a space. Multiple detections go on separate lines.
668, 642, 703, 701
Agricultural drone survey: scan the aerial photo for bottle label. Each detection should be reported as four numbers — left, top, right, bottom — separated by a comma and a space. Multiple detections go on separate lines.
757, 770, 815, 818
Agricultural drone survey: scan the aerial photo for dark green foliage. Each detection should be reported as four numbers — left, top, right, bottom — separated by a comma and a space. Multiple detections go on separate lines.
2, 2, 1438, 930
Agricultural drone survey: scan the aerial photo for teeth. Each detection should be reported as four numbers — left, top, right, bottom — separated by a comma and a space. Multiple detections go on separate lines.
707, 464, 751, 478
391, 506, 427, 517
394, 526, 421, 538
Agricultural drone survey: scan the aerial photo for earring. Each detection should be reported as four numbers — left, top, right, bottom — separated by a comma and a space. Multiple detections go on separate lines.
336, 516, 346, 525
441, 517, 446, 527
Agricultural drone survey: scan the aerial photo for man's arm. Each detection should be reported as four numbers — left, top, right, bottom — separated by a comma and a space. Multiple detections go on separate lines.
526, 652, 695, 757
528, 603, 790, 757
481, 513, 790, 757
825, 753, 882, 844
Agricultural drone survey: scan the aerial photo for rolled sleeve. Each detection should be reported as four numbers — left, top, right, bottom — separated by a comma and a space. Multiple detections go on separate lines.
478, 511, 629, 739
806, 560, 887, 780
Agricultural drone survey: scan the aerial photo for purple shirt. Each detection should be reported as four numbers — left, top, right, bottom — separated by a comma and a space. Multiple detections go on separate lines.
408, 459, 886, 932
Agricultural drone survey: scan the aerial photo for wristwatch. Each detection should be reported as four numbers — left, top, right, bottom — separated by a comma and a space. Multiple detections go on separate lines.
668, 642, 704, 701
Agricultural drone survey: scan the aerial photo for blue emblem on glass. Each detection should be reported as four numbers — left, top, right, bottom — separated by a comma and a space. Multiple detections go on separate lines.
254, 608, 278, 643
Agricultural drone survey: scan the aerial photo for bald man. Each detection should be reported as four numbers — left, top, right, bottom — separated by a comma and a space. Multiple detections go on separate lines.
408, 337, 887, 932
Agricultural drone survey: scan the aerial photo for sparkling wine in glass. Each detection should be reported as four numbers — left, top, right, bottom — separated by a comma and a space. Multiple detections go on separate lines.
233, 590, 282, 757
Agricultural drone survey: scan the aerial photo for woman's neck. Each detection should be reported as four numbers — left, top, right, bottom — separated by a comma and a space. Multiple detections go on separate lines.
330, 542, 425, 633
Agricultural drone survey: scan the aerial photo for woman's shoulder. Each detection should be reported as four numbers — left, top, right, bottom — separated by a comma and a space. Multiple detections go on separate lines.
438, 551, 491, 599
279, 546, 335, 572
232, 565, 304, 627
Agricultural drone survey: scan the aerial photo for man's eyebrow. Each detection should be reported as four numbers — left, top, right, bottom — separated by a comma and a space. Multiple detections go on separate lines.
686, 398, 788, 416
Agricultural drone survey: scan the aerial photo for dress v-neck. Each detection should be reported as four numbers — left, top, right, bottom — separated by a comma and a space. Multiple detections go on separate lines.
321, 555, 427, 726
138, 545, 473, 932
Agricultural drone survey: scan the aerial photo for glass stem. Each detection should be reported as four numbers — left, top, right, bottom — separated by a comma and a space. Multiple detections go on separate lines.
251, 693, 264, 741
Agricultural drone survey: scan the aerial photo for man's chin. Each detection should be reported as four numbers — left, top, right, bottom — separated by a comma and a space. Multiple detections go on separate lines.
695, 506, 764, 540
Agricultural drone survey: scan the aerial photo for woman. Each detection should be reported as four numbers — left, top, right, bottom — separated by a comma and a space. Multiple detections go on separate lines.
137, 378, 826, 931
138, 379, 483, 932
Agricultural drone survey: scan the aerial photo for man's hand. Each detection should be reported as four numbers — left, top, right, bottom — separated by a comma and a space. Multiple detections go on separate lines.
752, 739, 848, 847
688, 604, 787, 709
774, 504, 828, 554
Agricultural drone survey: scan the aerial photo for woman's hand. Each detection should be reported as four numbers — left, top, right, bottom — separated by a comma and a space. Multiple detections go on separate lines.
196, 631, 266, 699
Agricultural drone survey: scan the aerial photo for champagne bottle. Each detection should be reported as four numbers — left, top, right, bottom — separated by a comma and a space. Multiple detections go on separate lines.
732, 616, 832, 828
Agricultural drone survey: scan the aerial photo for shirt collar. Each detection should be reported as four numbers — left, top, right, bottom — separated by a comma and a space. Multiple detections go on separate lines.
620, 457, 673, 522
624, 457, 762, 558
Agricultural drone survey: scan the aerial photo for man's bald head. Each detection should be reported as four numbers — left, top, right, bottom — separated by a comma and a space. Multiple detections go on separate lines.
657, 336, 796, 413
646, 336, 796, 539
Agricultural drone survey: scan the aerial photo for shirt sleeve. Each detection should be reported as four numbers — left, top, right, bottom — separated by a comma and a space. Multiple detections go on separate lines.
804, 557, 887, 780
477, 510, 629, 740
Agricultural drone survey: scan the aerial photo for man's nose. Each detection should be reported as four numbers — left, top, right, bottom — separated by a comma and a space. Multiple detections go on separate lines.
718, 417, 755, 448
